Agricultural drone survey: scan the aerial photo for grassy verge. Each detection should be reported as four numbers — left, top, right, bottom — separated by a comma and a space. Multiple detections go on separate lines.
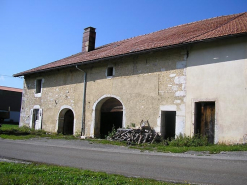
0, 162, 186, 185
0, 124, 19, 129
89, 138, 247, 154
129, 143, 247, 154
0, 124, 78, 140
1, 125, 247, 154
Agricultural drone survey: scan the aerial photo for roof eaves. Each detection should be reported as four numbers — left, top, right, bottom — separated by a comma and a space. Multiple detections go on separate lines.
0, 86, 23, 93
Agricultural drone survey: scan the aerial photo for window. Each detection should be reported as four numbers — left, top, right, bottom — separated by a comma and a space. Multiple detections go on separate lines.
36, 79, 42, 94
106, 66, 114, 78
35, 79, 43, 97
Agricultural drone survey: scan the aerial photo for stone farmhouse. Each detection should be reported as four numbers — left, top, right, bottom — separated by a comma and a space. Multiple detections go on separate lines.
14, 12, 247, 144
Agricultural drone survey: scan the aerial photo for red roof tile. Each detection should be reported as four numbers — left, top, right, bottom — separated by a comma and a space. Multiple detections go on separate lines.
14, 12, 247, 77
0, 86, 23, 93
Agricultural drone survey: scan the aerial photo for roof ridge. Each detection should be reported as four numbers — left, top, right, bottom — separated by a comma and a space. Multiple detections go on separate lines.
168, 12, 245, 31
182, 12, 246, 43
96, 12, 245, 49
13, 12, 247, 77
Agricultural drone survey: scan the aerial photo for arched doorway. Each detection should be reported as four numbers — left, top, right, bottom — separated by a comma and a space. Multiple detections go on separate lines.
57, 108, 74, 135
94, 97, 123, 138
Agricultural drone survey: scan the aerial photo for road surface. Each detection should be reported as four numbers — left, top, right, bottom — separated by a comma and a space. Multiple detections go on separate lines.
0, 138, 247, 185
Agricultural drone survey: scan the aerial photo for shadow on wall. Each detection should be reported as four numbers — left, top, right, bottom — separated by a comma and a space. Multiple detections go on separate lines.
187, 36, 247, 68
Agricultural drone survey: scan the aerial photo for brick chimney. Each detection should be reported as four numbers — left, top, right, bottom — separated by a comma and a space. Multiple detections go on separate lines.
82, 27, 96, 52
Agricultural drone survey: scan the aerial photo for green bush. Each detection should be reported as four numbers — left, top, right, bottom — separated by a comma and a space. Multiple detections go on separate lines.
130, 123, 136, 127
106, 125, 116, 139
168, 134, 208, 147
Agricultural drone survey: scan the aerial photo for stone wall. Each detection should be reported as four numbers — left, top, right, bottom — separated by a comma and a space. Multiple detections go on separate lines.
19, 35, 247, 144
20, 47, 187, 137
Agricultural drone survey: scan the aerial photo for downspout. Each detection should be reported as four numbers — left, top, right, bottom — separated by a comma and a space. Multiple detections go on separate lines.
76, 65, 87, 137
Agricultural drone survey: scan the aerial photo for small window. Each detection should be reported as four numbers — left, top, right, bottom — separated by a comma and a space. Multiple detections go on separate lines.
36, 79, 42, 94
107, 67, 114, 77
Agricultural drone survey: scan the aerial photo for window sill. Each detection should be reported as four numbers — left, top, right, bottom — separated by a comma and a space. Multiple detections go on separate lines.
35, 93, 41, 97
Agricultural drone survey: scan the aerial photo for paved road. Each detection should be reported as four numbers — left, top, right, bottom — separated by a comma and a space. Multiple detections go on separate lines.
1, 138, 247, 185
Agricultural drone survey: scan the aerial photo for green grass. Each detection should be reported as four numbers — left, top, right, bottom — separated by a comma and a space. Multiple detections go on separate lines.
129, 142, 247, 154
89, 138, 247, 154
1, 125, 247, 154
0, 124, 79, 140
0, 162, 187, 185
0, 124, 19, 129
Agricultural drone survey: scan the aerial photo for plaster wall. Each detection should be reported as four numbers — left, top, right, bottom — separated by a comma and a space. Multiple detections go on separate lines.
186, 36, 247, 144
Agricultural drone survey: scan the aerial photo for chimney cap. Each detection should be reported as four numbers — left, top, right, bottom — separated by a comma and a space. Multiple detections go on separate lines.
84, 27, 96, 31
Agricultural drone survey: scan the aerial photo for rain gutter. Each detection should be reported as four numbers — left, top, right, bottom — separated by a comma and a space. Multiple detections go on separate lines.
75, 65, 87, 137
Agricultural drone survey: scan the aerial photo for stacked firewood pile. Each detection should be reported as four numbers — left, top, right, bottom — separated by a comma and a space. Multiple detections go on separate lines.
107, 120, 160, 144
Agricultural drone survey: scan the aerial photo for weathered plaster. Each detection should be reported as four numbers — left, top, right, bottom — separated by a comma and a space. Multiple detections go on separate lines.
186, 36, 247, 144
20, 47, 186, 138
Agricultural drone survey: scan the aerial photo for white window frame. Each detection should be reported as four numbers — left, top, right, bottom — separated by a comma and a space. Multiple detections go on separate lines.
35, 78, 44, 97
106, 66, 115, 79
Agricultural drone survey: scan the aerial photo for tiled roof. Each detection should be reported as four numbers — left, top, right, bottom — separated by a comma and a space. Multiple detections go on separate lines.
14, 12, 247, 77
0, 86, 23, 93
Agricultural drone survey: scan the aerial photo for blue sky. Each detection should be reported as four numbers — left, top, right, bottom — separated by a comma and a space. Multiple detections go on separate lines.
1, 0, 246, 89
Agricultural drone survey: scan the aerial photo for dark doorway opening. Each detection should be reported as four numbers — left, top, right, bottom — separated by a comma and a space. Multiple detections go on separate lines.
100, 98, 123, 138
63, 109, 74, 135
194, 102, 215, 144
160, 111, 176, 140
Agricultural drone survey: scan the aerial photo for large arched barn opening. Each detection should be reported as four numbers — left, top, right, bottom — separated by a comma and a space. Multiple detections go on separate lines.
94, 97, 123, 138
57, 108, 74, 135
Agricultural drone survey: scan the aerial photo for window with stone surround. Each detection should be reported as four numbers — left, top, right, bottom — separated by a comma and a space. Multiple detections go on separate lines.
106, 66, 114, 78
35, 78, 43, 97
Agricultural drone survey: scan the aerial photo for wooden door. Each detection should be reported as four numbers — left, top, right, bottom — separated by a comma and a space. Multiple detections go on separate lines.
195, 102, 215, 144
202, 103, 215, 144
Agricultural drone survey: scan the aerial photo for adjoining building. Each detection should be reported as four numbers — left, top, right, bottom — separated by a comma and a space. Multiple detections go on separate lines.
14, 12, 247, 144
0, 86, 22, 124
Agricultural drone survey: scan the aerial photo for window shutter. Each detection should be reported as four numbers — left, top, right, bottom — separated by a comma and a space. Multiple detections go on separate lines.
29, 109, 33, 128
37, 109, 43, 130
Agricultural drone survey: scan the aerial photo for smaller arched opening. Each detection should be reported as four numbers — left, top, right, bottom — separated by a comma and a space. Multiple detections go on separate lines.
57, 108, 74, 135
94, 97, 124, 138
